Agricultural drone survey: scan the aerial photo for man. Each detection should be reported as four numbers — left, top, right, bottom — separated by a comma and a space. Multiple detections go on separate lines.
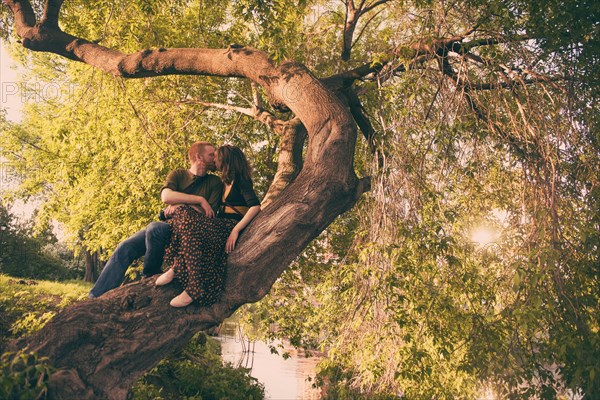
88, 141, 223, 298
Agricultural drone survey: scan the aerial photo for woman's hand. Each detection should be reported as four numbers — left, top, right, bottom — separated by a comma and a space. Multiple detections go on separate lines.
198, 197, 214, 218
225, 205, 260, 253
225, 229, 239, 253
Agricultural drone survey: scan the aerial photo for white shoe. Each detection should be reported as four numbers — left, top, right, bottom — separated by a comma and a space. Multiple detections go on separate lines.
155, 269, 175, 286
170, 291, 193, 307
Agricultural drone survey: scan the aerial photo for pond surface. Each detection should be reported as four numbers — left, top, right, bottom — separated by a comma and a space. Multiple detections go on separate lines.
217, 324, 322, 400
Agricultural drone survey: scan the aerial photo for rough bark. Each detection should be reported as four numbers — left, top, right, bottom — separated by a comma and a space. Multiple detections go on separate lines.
12, 279, 237, 399
262, 118, 307, 207
2, 1, 369, 398
83, 249, 100, 283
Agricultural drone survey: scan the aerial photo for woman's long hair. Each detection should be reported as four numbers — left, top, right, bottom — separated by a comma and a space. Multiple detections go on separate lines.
217, 145, 252, 184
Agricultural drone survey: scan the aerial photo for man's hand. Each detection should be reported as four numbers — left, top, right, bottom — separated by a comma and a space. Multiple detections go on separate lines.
161, 189, 214, 217
163, 204, 182, 218
199, 197, 215, 218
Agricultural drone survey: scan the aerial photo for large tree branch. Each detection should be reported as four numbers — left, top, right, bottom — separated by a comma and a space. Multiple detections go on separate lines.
3, 1, 366, 399
40, 0, 63, 28
333, 29, 527, 85
262, 118, 308, 207
2, 8, 288, 108
3, 0, 36, 30
402, 31, 532, 62
464, 75, 569, 90
341, 1, 359, 61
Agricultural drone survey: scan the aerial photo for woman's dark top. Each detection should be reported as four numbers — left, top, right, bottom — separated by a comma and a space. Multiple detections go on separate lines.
218, 178, 260, 220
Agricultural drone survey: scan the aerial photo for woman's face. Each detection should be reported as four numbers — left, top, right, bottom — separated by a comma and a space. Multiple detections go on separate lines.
215, 151, 223, 170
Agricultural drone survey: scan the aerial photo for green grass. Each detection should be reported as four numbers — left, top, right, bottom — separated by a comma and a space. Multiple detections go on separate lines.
0, 274, 92, 342
0, 274, 265, 399
0, 274, 90, 399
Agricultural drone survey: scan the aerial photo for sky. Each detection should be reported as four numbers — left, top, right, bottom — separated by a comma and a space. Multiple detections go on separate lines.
1, 40, 24, 123
1, 40, 39, 223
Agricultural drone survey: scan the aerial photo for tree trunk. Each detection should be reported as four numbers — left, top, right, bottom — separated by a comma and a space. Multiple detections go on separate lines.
3, 1, 369, 399
83, 249, 100, 283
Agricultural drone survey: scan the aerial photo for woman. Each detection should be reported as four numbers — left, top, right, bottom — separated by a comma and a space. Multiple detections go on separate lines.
155, 145, 261, 307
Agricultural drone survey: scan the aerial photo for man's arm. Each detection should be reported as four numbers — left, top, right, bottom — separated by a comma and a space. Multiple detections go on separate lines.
161, 169, 202, 205
161, 188, 203, 205
161, 189, 214, 217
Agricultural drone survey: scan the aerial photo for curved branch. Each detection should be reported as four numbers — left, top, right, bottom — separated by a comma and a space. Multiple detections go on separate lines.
41, 0, 63, 28
333, 30, 529, 86
262, 118, 307, 207
3, 1, 363, 398
457, 34, 531, 53
363, 0, 391, 13
3, 0, 36, 30
175, 98, 287, 134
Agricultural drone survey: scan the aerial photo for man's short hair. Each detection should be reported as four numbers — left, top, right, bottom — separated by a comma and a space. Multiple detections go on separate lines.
188, 141, 213, 162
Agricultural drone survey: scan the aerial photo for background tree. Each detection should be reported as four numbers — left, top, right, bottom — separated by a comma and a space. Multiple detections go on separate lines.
0, 202, 71, 280
0, 0, 598, 399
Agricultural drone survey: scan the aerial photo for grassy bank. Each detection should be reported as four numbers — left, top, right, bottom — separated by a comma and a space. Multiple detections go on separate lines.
0, 274, 264, 399
0, 274, 91, 345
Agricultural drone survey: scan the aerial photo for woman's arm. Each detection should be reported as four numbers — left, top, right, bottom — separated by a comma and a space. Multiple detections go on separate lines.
225, 205, 261, 253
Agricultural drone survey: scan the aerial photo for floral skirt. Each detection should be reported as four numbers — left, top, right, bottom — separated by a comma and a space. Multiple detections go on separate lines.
164, 206, 236, 306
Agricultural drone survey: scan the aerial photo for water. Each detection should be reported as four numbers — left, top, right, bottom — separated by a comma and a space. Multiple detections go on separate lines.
217, 324, 322, 400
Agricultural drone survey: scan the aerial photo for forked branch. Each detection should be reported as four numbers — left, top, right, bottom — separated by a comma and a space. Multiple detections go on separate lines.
341, 0, 392, 61
3, 1, 363, 399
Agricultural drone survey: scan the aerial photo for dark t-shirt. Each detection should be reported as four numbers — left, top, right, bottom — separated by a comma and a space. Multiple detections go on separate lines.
217, 179, 261, 220
161, 169, 224, 214
224, 179, 260, 208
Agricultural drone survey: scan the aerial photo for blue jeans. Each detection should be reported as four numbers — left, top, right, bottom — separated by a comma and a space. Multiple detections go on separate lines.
89, 221, 171, 298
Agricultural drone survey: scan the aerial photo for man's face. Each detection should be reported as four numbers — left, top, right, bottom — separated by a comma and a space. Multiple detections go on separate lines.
197, 145, 216, 171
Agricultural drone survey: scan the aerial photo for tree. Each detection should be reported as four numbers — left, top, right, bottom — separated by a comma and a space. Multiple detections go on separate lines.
0, 0, 598, 399
0, 201, 70, 280
1, 0, 367, 398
